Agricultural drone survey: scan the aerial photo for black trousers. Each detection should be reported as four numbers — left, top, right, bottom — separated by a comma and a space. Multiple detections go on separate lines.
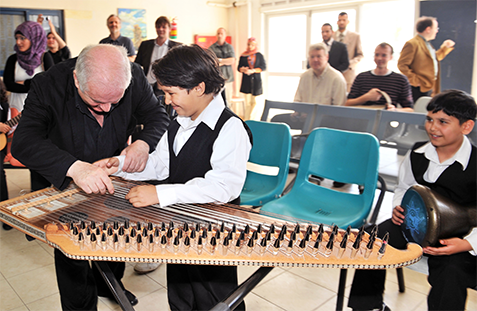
55, 247, 126, 310
167, 264, 246, 311
1, 152, 7, 201
411, 86, 432, 103
348, 219, 477, 310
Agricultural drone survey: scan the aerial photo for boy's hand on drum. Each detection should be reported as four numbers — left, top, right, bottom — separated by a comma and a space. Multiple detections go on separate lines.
392, 205, 405, 225
423, 238, 472, 256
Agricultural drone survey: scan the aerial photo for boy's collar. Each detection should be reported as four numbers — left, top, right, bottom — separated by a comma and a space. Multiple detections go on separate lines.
415, 136, 472, 170
176, 94, 225, 130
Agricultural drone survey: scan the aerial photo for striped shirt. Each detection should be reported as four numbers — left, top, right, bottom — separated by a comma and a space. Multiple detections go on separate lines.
348, 70, 413, 108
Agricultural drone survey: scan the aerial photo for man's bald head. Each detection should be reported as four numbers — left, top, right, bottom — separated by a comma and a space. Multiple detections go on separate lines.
74, 44, 131, 95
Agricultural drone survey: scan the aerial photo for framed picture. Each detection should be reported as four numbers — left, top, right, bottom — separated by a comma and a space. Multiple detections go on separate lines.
118, 8, 146, 51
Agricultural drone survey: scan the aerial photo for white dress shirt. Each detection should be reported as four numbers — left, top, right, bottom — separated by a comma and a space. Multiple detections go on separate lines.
146, 39, 170, 84
114, 95, 252, 207
392, 136, 476, 254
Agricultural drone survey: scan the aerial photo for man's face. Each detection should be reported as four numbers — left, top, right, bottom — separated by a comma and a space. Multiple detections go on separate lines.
337, 14, 349, 31
107, 16, 121, 34
156, 23, 171, 41
309, 49, 328, 72
216, 28, 226, 45
321, 25, 333, 42
74, 72, 124, 115
374, 45, 393, 69
427, 20, 439, 41
425, 110, 468, 150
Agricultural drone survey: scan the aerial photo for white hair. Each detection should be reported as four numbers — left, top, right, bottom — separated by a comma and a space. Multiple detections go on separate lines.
309, 42, 328, 56
75, 44, 131, 93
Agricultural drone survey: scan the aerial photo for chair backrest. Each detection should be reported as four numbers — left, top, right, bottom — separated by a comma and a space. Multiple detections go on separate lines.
413, 96, 432, 113
311, 105, 379, 134
296, 128, 379, 193
261, 100, 317, 134
375, 110, 428, 153
242, 120, 292, 204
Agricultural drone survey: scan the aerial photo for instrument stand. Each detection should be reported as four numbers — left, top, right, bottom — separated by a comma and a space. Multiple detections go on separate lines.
94, 262, 135, 311
210, 267, 274, 311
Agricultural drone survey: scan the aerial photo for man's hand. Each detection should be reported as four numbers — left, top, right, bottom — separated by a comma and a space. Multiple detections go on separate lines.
0, 123, 11, 134
392, 205, 405, 226
386, 104, 397, 111
442, 39, 455, 49
364, 88, 383, 102
93, 157, 120, 175
120, 140, 149, 173
67, 160, 114, 194
423, 238, 472, 256
125, 185, 159, 207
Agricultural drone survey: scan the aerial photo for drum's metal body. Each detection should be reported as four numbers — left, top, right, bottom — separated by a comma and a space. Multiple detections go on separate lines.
401, 185, 476, 247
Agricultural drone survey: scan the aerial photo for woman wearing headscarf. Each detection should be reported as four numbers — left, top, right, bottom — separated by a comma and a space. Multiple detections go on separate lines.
3, 20, 54, 112
3, 21, 53, 195
238, 37, 266, 120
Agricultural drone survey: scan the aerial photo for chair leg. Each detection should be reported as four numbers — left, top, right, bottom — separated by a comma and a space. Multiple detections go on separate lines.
396, 267, 405, 293
336, 269, 347, 311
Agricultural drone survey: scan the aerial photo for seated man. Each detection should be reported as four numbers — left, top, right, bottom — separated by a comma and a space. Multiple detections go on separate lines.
346, 43, 413, 111
348, 89, 476, 311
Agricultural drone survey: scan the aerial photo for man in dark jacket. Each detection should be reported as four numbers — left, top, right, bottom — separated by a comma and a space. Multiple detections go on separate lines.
12, 44, 169, 310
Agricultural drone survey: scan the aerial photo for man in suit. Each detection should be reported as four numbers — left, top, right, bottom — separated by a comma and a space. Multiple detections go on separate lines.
333, 12, 364, 92
11, 44, 170, 310
135, 16, 182, 95
321, 23, 349, 73
398, 16, 454, 102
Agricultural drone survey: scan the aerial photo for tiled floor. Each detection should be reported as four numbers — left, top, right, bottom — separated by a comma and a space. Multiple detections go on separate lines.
1, 148, 476, 311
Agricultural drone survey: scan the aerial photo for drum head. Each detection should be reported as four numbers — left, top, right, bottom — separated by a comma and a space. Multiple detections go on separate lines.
401, 187, 428, 246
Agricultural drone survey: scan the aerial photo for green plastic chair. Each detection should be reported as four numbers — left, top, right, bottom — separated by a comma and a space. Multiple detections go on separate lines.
240, 120, 292, 206
260, 127, 380, 228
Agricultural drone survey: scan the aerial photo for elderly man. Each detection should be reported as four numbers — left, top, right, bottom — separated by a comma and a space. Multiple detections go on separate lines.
321, 23, 349, 73
12, 44, 169, 310
135, 16, 182, 87
100, 14, 136, 61
295, 42, 347, 105
208, 27, 235, 106
333, 12, 364, 91
398, 16, 454, 102
346, 43, 413, 111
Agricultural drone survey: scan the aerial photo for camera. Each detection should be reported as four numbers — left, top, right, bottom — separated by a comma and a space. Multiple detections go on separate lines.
45, 16, 50, 21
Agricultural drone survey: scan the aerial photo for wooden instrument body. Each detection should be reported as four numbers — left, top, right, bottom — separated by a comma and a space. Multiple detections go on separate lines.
401, 185, 476, 247
0, 178, 422, 269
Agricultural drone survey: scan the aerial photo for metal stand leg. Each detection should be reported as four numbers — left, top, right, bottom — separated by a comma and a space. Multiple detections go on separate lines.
210, 266, 274, 311
94, 262, 135, 311
336, 269, 347, 311
397, 267, 405, 293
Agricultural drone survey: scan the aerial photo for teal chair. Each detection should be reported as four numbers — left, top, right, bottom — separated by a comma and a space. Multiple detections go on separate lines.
240, 120, 292, 206
260, 127, 380, 228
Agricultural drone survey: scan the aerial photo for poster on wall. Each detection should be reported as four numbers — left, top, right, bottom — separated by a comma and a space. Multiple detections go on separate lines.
118, 8, 146, 51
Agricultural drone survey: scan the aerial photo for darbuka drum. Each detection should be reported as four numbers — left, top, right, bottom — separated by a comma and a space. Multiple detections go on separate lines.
401, 185, 476, 247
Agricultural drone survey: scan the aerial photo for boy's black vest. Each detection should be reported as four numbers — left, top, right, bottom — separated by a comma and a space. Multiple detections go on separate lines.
410, 141, 477, 206
167, 107, 252, 205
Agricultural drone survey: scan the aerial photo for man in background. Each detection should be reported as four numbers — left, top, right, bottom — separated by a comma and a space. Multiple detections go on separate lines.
398, 16, 454, 102
209, 27, 235, 106
321, 23, 349, 73
135, 16, 182, 92
334, 12, 364, 92
100, 14, 136, 61
346, 43, 413, 112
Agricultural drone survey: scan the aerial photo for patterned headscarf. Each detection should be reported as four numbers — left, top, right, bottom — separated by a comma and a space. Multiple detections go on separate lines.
14, 21, 47, 76
241, 37, 258, 57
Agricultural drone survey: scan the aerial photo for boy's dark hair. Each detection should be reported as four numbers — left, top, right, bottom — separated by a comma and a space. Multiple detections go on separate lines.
427, 89, 477, 124
155, 16, 170, 28
152, 44, 225, 95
